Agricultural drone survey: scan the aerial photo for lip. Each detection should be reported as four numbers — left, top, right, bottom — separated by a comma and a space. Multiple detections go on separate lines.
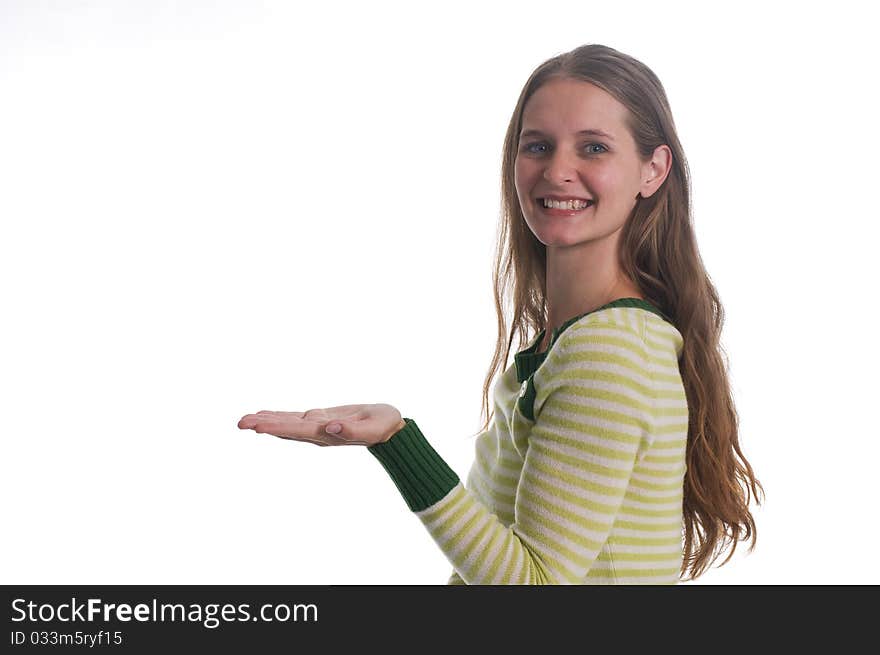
536, 194, 593, 202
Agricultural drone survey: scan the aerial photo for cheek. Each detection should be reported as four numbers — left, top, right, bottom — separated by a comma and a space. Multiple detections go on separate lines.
595, 165, 641, 200
513, 159, 527, 183
513, 161, 534, 201
589, 168, 617, 194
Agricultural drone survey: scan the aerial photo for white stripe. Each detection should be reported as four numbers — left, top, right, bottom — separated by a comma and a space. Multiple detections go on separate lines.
465, 468, 494, 509
622, 485, 683, 501
620, 495, 681, 512
489, 539, 516, 584
551, 346, 652, 389
527, 462, 623, 506
526, 444, 632, 490
635, 459, 686, 475
616, 510, 683, 526
571, 322, 643, 348
545, 385, 653, 423
609, 542, 683, 555
589, 556, 682, 571
650, 437, 688, 449
536, 407, 647, 442
612, 525, 681, 539
630, 469, 685, 486
531, 437, 637, 471
515, 492, 612, 546
537, 425, 643, 458
453, 512, 495, 572
473, 439, 521, 482
510, 515, 588, 583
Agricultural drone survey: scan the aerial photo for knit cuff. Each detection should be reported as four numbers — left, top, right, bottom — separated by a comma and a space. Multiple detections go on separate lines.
367, 418, 460, 512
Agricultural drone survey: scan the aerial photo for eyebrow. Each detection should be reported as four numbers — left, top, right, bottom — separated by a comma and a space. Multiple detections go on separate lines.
520, 128, 615, 141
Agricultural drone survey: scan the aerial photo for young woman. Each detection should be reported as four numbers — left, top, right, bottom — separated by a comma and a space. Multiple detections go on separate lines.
238, 43, 763, 584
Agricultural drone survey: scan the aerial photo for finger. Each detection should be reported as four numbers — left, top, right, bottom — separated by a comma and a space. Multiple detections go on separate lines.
238, 414, 286, 429
252, 418, 335, 444
258, 423, 314, 440
253, 424, 325, 444
244, 413, 306, 430
238, 416, 261, 429
244, 420, 364, 446
253, 410, 308, 419
276, 411, 306, 419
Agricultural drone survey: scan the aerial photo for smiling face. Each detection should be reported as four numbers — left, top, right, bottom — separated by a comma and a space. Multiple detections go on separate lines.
514, 77, 650, 249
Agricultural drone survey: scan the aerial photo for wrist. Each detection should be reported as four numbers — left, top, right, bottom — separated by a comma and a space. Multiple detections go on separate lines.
385, 418, 408, 442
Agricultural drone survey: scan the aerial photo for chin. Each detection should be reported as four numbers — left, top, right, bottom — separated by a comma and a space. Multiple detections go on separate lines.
531, 224, 596, 246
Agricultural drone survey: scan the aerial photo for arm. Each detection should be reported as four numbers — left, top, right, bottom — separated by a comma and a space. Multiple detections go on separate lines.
369, 320, 654, 584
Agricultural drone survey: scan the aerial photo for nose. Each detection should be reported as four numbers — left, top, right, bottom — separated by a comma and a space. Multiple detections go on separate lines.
543, 151, 577, 184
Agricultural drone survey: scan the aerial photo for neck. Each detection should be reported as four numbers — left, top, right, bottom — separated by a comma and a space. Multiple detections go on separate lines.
543, 236, 641, 338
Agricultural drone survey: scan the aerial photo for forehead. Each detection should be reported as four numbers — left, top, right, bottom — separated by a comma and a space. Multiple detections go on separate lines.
521, 78, 627, 135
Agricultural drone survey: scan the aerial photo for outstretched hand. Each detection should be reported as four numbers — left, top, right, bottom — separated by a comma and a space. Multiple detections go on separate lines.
237, 403, 406, 447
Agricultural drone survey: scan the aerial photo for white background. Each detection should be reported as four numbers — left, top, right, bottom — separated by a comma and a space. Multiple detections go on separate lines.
1, 0, 877, 585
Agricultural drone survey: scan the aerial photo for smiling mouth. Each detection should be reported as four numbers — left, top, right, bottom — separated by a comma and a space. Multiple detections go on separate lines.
537, 198, 595, 214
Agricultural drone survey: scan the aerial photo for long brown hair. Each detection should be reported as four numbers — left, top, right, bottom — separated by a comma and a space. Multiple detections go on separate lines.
472, 44, 764, 581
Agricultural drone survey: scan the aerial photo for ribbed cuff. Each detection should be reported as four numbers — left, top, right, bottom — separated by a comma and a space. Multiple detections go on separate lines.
367, 418, 460, 512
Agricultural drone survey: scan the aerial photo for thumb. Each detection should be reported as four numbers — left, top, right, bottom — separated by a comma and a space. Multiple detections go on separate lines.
325, 422, 343, 435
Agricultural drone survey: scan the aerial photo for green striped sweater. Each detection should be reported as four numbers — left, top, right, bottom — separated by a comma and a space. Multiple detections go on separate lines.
368, 297, 689, 584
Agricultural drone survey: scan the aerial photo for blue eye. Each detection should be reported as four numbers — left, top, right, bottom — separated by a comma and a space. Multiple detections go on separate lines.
522, 142, 607, 155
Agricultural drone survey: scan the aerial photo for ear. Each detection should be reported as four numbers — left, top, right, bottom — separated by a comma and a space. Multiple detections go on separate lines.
639, 144, 673, 199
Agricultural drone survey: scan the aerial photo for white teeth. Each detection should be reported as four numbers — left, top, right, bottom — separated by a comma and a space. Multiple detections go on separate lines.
542, 198, 592, 210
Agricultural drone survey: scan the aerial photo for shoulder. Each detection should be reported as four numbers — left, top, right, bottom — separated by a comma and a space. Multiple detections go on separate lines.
534, 311, 650, 397
557, 307, 648, 356
541, 308, 683, 387
559, 306, 683, 362
545, 307, 683, 384
533, 310, 657, 438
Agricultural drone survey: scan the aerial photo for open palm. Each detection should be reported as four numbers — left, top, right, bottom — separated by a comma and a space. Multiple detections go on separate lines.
237, 403, 405, 447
